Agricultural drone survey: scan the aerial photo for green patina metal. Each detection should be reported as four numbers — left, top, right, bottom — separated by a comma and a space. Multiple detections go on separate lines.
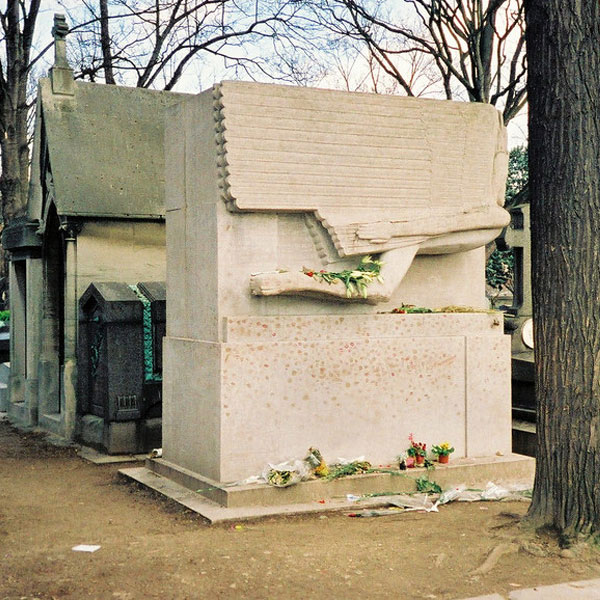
128, 284, 162, 382
90, 314, 104, 379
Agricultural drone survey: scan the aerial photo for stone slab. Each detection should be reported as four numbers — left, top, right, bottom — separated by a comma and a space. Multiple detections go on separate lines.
145, 453, 532, 508
460, 578, 600, 599
466, 335, 512, 456
120, 452, 533, 523
120, 466, 382, 524
461, 595, 505, 600
78, 445, 147, 464
509, 579, 600, 599
223, 313, 502, 342
164, 319, 512, 482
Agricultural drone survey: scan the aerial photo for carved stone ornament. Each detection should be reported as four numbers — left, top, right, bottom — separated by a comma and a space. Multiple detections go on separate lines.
59, 217, 83, 240
212, 82, 510, 302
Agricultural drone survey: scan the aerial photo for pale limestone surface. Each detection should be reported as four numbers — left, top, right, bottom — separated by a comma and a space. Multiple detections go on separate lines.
216, 82, 508, 257
163, 81, 512, 483
165, 315, 509, 482
76, 222, 166, 298
122, 453, 535, 520
211, 81, 509, 302
463, 579, 600, 600
165, 84, 496, 341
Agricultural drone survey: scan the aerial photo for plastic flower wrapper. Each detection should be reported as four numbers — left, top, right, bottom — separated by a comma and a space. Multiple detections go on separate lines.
263, 459, 311, 487
305, 447, 329, 478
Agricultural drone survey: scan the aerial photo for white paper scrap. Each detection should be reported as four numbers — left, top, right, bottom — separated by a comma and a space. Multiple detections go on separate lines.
72, 544, 101, 553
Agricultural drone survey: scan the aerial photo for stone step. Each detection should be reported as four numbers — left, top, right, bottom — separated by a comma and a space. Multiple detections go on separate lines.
461, 577, 600, 599
121, 453, 535, 522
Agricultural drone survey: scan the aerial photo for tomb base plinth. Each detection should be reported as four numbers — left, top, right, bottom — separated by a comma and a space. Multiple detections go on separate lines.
120, 452, 534, 523
163, 313, 512, 484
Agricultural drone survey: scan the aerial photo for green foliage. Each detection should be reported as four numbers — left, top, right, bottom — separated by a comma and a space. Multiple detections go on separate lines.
415, 474, 442, 494
486, 249, 514, 291
304, 255, 383, 298
486, 145, 528, 292
505, 145, 529, 208
0, 310, 10, 322
391, 304, 433, 314
128, 285, 161, 382
325, 460, 372, 480
431, 443, 455, 456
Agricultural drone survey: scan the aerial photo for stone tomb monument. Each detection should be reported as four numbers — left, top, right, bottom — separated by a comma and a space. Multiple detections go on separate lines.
77, 282, 165, 453
161, 81, 513, 485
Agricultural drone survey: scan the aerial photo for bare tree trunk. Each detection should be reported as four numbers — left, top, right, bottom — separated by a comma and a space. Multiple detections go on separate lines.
99, 0, 115, 84
526, 0, 600, 539
0, 81, 29, 222
0, 1, 40, 277
0, 2, 32, 224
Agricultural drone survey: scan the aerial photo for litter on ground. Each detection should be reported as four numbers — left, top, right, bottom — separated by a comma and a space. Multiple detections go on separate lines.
72, 544, 101, 552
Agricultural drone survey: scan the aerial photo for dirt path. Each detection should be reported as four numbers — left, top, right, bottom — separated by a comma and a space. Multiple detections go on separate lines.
1, 421, 599, 600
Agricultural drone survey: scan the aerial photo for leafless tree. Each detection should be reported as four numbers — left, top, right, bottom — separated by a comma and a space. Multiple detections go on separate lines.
0, 0, 316, 276
63, 0, 316, 90
0, 0, 42, 230
308, 0, 527, 122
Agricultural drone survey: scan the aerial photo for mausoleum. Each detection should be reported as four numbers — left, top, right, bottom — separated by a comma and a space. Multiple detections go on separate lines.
5, 16, 532, 505
2, 16, 186, 448
148, 80, 522, 501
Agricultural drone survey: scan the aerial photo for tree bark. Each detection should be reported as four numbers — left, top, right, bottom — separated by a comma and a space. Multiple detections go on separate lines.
525, 0, 600, 538
0, 1, 40, 276
0, 1, 33, 226
99, 0, 115, 84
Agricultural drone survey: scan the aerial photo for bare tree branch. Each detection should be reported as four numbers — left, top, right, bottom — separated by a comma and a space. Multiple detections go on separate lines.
309, 0, 526, 122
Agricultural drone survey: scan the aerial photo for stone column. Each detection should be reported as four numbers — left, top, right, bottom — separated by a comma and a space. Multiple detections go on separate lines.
24, 257, 43, 425
62, 222, 80, 440
7, 260, 25, 407
1, 219, 43, 425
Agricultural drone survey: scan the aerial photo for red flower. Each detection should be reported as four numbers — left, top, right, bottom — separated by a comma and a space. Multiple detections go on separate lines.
305, 271, 314, 277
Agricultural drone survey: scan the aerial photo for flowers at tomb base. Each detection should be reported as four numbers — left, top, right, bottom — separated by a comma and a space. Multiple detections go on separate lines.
305, 447, 330, 478
407, 433, 427, 465
432, 442, 455, 464
390, 304, 495, 314
391, 304, 433, 314
302, 255, 383, 298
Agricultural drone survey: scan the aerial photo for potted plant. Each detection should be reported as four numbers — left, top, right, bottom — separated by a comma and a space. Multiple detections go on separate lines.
432, 442, 455, 464
407, 434, 427, 466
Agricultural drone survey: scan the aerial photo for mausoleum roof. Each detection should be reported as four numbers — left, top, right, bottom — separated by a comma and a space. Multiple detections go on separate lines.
38, 78, 188, 219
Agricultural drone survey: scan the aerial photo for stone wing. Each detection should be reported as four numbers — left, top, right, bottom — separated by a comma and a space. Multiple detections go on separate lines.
215, 81, 503, 257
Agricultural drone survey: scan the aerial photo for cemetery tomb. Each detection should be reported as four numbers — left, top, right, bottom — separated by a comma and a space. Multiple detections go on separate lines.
157, 81, 518, 488
77, 281, 165, 454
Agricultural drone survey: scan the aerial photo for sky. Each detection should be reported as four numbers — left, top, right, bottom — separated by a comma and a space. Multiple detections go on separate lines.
34, 1, 527, 147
